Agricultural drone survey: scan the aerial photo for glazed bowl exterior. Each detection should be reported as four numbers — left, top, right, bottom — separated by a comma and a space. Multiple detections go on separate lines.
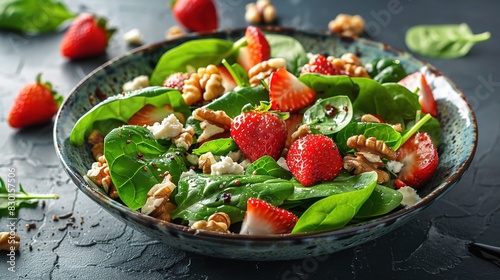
54, 27, 477, 261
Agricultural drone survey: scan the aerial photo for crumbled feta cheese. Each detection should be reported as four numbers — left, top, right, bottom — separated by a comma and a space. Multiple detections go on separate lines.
147, 114, 183, 139
123, 75, 149, 91
180, 169, 197, 179
197, 121, 225, 142
387, 160, 404, 174
211, 156, 244, 175
277, 157, 289, 171
123, 28, 143, 45
226, 150, 242, 162
239, 159, 252, 169
398, 186, 422, 207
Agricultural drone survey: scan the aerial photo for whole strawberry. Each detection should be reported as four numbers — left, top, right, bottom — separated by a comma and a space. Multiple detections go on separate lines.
230, 102, 287, 162
60, 13, 114, 60
8, 74, 63, 128
172, 0, 218, 32
286, 134, 343, 186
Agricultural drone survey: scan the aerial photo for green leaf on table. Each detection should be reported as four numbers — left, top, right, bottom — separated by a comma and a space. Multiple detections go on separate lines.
0, 178, 59, 216
0, 0, 75, 33
192, 138, 238, 156
104, 125, 188, 210
405, 23, 491, 58
302, 95, 353, 136
245, 156, 293, 180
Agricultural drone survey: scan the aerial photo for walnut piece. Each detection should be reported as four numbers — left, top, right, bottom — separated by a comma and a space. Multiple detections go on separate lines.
328, 14, 365, 37
173, 126, 195, 150
343, 153, 389, 184
192, 108, 232, 130
0, 232, 20, 251
182, 65, 225, 105
327, 53, 370, 78
245, 0, 276, 24
199, 152, 217, 174
191, 212, 231, 233
290, 124, 311, 144
248, 58, 287, 86
87, 156, 118, 199
141, 175, 177, 222
166, 25, 186, 40
346, 135, 396, 160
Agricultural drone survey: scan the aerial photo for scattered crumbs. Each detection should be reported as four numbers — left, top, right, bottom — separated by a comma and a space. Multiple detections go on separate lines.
41, 201, 46, 208
69, 215, 75, 222
80, 216, 84, 225
37, 232, 41, 237
29, 244, 33, 251
90, 222, 100, 228
52, 215, 59, 221
26, 223, 36, 231
58, 212, 73, 219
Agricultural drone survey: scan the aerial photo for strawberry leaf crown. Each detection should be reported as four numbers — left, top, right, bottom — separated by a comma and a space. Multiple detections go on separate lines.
241, 101, 289, 120
35, 73, 64, 107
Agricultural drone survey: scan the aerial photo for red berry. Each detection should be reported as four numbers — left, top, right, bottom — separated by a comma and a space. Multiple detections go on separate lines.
286, 134, 343, 186
269, 68, 316, 112
127, 104, 185, 126
300, 54, 341, 75
399, 72, 438, 117
239, 197, 298, 234
237, 26, 270, 72
172, 0, 218, 32
162, 72, 190, 92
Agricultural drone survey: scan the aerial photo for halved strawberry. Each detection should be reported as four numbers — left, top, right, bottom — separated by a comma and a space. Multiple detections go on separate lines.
239, 197, 298, 234
217, 65, 237, 92
398, 72, 438, 117
395, 132, 439, 189
237, 26, 270, 72
300, 54, 342, 75
128, 104, 185, 126
269, 68, 316, 112
162, 72, 190, 92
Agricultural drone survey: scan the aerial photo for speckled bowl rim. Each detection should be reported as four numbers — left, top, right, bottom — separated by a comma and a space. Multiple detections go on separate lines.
54, 27, 477, 244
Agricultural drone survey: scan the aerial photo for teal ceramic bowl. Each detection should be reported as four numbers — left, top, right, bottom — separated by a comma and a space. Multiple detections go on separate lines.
54, 27, 477, 261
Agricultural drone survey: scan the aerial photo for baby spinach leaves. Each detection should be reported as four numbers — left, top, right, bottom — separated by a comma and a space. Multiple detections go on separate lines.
266, 34, 309, 76
192, 138, 238, 156
203, 86, 269, 118
245, 156, 293, 180
405, 23, 490, 58
171, 174, 294, 223
303, 96, 353, 135
336, 122, 402, 155
354, 184, 403, 218
299, 74, 359, 102
70, 87, 190, 146
291, 171, 377, 233
104, 125, 187, 210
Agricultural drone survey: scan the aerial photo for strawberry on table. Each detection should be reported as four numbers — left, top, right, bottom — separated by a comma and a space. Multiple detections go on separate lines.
286, 134, 343, 187
237, 26, 270, 72
239, 197, 298, 234
230, 102, 287, 162
269, 68, 316, 112
8, 74, 63, 128
398, 72, 438, 117
395, 132, 439, 189
172, 0, 218, 32
60, 13, 115, 60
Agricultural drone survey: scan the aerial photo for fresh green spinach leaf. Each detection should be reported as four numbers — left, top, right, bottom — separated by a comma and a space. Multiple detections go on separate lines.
0, 0, 75, 33
1, 178, 58, 216
303, 96, 353, 135
291, 171, 377, 233
203, 86, 269, 118
299, 74, 359, 102
336, 122, 402, 155
104, 125, 187, 210
245, 155, 292, 180
266, 34, 309, 76
70, 87, 190, 146
192, 138, 238, 156
382, 83, 421, 123
354, 185, 402, 218
171, 174, 294, 223
405, 23, 490, 58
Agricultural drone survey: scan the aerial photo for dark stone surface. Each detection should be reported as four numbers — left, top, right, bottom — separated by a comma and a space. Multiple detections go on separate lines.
1, 0, 499, 279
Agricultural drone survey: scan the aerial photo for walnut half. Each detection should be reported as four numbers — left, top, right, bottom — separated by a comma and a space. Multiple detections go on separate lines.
191, 212, 232, 233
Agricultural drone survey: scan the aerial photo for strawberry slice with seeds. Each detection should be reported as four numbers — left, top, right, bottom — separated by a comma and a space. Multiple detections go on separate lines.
398, 72, 438, 117
269, 68, 316, 112
395, 132, 439, 189
239, 197, 298, 235
127, 104, 185, 126
237, 26, 270, 72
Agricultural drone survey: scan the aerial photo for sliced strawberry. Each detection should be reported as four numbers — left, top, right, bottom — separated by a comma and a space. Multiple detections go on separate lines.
269, 68, 316, 112
127, 104, 185, 126
237, 26, 270, 72
285, 113, 303, 147
217, 65, 237, 92
162, 72, 190, 92
396, 132, 439, 189
398, 72, 438, 117
300, 54, 342, 75
239, 197, 298, 234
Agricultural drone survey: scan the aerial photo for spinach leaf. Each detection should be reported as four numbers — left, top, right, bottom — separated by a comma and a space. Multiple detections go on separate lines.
171, 174, 294, 223
266, 34, 309, 76
203, 86, 269, 118
104, 125, 187, 210
245, 156, 292, 180
150, 39, 236, 85
291, 171, 377, 233
302, 96, 353, 135
351, 77, 403, 125
0, 178, 58, 216
354, 185, 402, 218
336, 122, 402, 155
383, 83, 421, 123
70, 87, 190, 146
0, 0, 75, 33
299, 74, 359, 102
192, 138, 238, 156
419, 115, 441, 148
405, 23, 490, 58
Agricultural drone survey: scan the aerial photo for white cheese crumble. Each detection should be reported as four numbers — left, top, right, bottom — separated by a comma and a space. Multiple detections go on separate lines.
211, 156, 244, 175
226, 150, 242, 162
239, 159, 252, 169
123, 28, 144, 45
277, 157, 289, 171
147, 114, 183, 140
123, 75, 149, 91
398, 186, 422, 207
198, 121, 225, 143
387, 160, 404, 174
180, 169, 197, 179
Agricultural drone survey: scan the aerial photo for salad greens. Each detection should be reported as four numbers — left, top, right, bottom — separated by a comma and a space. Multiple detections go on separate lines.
71, 29, 443, 235
405, 23, 491, 58
1, 178, 59, 216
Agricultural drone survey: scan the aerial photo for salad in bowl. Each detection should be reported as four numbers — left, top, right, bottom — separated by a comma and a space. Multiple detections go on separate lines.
55, 26, 475, 260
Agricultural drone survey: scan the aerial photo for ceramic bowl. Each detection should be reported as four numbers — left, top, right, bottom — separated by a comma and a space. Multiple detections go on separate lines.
54, 27, 477, 261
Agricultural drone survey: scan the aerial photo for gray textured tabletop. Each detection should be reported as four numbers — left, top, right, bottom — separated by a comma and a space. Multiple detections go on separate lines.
1, 0, 499, 279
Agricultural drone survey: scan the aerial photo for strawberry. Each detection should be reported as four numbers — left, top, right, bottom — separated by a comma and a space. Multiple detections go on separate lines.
286, 134, 343, 187
237, 26, 270, 72
60, 13, 114, 60
217, 65, 237, 92
269, 68, 316, 112
162, 72, 190, 92
128, 104, 185, 126
8, 74, 63, 128
395, 132, 439, 189
172, 0, 218, 32
300, 54, 342, 75
398, 72, 438, 117
230, 102, 287, 162
239, 197, 298, 234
